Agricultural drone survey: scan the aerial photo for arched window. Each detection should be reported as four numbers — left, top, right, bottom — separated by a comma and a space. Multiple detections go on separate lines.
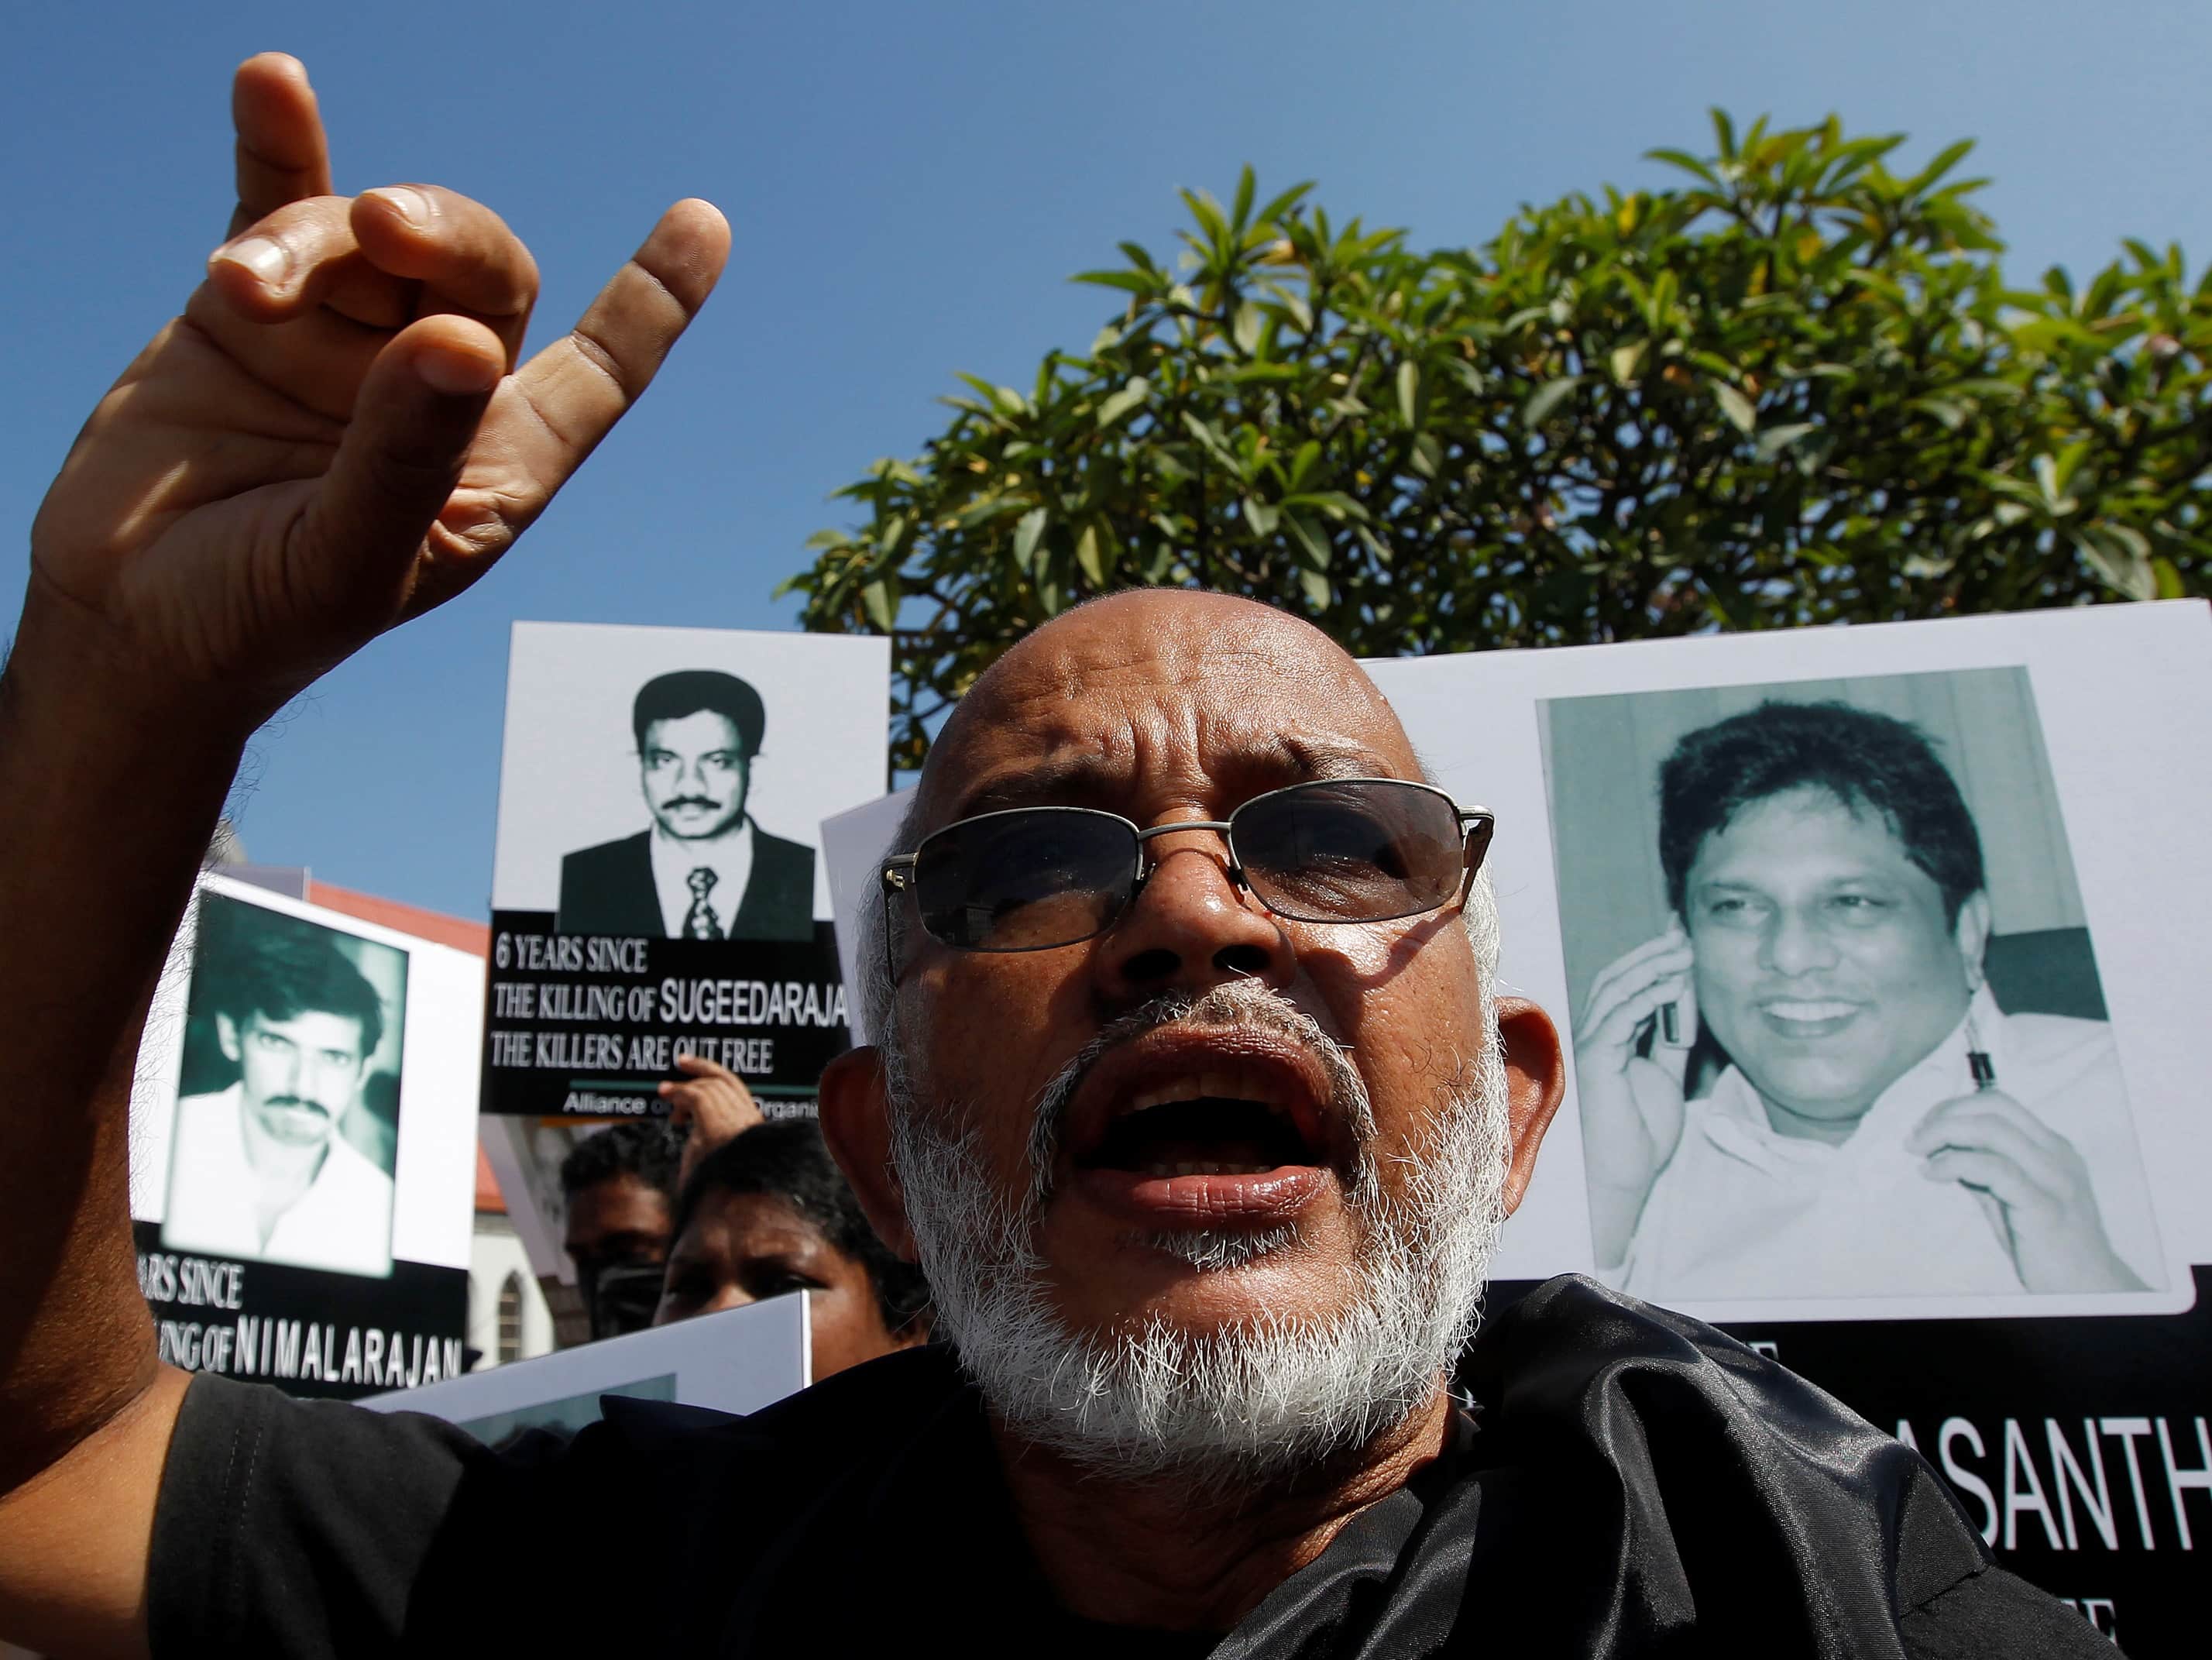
496, 1272, 524, 1365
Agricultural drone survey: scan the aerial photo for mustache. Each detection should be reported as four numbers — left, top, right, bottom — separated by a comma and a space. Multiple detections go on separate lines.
1022, 981, 1374, 1211
261, 1096, 333, 1119
658, 796, 729, 811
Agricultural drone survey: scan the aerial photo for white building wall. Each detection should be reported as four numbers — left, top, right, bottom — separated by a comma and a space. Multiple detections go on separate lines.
468, 1212, 555, 1367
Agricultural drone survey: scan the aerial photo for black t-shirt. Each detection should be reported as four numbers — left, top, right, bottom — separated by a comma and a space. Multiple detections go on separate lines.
146, 1277, 2121, 1657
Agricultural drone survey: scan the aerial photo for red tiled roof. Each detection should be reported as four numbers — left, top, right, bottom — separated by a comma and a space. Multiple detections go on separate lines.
306, 881, 490, 958
475, 1145, 506, 1214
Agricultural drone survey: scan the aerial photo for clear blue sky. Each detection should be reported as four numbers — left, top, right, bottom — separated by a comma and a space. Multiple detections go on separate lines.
5, 0, 2207, 919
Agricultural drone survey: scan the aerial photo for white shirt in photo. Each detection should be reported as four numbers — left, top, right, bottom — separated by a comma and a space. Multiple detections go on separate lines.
162, 1082, 396, 1277
649, 817, 755, 938
1617, 988, 2162, 1301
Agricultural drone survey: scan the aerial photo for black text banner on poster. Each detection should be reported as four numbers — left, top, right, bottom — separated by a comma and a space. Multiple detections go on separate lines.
135, 1222, 469, 1403
480, 915, 849, 1113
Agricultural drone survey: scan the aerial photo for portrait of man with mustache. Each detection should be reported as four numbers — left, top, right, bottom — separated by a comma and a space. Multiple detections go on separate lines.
161, 909, 401, 1278
555, 668, 817, 943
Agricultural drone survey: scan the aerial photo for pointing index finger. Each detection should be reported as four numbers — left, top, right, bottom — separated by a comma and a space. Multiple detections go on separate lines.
230, 53, 333, 236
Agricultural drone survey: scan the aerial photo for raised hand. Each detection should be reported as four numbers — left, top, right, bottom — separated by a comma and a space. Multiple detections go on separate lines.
663, 1052, 767, 1195
25, 53, 730, 723
0, 67, 729, 1654
1906, 1091, 2145, 1293
1575, 925, 1698, 1268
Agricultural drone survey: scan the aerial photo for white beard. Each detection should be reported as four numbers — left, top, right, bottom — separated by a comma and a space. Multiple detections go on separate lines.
884, 981, 1512, 1487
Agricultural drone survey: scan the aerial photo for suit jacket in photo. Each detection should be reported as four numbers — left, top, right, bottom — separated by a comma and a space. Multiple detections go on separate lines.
555, 827, 816, 942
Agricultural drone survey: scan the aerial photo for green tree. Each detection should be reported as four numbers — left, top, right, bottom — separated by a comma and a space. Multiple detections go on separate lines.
783, 115, 2211, 770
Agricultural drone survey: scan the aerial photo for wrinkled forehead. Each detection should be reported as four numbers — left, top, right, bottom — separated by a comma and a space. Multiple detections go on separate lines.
915, 596, 1420, 829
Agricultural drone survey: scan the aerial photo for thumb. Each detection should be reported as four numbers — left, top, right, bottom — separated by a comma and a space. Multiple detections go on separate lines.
287, 313, 503, 628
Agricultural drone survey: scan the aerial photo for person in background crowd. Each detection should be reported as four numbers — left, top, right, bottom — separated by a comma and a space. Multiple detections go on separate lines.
653, 1118, 931, 1378
559, 1120, 682, 1341
654, 1050, 929, 1376
0, 53, 2116, 1660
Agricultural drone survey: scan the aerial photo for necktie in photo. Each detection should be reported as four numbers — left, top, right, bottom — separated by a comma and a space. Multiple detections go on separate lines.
683, 867, 724, 940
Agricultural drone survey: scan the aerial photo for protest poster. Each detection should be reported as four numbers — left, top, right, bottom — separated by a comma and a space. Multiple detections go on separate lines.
129, 874, 483, 1401
1365, 600, 2212, 1651
482, 622, 888, 1115
361, 1292, 807, 1440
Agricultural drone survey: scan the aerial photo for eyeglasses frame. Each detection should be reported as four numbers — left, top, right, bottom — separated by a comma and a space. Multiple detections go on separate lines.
878, 776, 1495, 985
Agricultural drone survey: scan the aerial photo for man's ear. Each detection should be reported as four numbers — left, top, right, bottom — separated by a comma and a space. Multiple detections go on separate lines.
818, 1046, 917, 1261
1954, 889, 1993, 990
1495, 996, 1566, 1217
215, 1012, 242, 1064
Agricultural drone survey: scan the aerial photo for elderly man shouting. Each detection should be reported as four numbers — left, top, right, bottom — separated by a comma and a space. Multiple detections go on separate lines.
0, 55, 2112, 1660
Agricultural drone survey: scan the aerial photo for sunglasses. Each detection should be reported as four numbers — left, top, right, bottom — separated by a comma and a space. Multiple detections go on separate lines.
881, 777, 1493, 973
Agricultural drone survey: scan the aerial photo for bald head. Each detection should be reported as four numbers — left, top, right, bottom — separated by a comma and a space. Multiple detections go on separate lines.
914, 591, 1420, 837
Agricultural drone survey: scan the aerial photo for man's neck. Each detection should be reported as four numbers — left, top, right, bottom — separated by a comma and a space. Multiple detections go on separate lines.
994, 1385, 1453, 1633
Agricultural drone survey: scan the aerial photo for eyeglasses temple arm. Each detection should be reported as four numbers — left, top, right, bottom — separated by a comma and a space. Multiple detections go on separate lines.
1456, 807, 1496, 902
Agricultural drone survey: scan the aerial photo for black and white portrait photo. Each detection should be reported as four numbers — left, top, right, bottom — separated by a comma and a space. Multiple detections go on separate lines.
1542, 667, 2163, 1305
555, 669, 816, 942
489, 622, 888, 942
160, 892, 407, 1278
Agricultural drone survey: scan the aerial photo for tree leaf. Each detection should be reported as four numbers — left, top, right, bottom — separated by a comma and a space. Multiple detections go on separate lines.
1095, 376, 1152, 429
1522, 376, 1583, 428
1012, 507, 1049, 574
860, 579, 896, 633
1396, 360, 1421, 427
1298, 567, 1332, 610
1713, 382, 1757, 435
1753, 422, 1817, 462
1232, 302, 1264, 356
1076, 522, 1108, 586
1284, 511, 1331, 572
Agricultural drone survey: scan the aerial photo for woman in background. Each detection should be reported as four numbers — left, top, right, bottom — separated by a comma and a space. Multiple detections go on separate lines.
654, 1057, 929, 1377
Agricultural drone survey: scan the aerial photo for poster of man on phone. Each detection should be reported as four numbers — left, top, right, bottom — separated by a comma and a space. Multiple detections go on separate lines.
1542, 668, 2161, 1308
1362, 603, 2207, 1325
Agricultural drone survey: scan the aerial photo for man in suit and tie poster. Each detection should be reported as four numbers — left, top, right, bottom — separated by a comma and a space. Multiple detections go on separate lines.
556, 670, 816, 942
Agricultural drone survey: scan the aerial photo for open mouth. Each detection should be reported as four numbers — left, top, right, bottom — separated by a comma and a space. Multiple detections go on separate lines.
1063, 1039, 1341, 1226
1080, 1074, 1318, 1178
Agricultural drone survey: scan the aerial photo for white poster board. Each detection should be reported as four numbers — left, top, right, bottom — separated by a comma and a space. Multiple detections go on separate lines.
1366, 601, 2211, 1323
128, 873, 485, 1397
483, 623, 888, 1111
361, 1293, 809, 1439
